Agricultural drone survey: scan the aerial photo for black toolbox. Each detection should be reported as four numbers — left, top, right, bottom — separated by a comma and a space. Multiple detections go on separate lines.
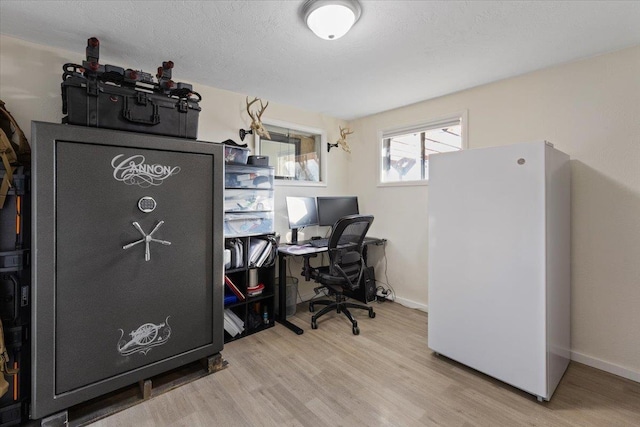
61, 37, 201, 139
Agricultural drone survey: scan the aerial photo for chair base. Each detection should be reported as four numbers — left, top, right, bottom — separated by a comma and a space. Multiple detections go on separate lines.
309, 294, 375, 335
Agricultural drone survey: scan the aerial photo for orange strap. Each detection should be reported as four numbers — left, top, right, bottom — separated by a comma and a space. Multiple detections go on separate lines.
12, 362, 18, 400
16, 195, 21, 234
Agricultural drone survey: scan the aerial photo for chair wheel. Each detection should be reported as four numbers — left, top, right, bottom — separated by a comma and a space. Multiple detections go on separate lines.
309, 304, 314, 312
311, 320, 318, 329
352, 326, 360, 335
369, 309, 376, 318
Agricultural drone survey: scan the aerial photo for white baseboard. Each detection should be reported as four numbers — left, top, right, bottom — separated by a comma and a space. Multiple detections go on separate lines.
393, 296, 428, 313
392, 299, 639, 384
570, 350, 640, 383
301, 291, 430, 313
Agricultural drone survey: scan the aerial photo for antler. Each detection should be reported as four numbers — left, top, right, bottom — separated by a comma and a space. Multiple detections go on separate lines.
246, 97, 259, 121
339, 126, 354, 139
335, 126, 353, 153
245, 96, 271, 139
257, 99, 269, 120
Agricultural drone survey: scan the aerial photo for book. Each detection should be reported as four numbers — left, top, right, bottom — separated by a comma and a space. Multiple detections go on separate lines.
224, 275, 245, 301
248, 238, 269, 267
224, 317, 240, 337
225, 238, 244, 269
234, 239, 243, 268
224, 294, 239, 305
255, 239, 273, 267
224, 309, 245, 337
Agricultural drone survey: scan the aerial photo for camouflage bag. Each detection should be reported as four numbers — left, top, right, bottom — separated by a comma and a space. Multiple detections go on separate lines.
0, 100, 30, 209
0, 318, 18, 397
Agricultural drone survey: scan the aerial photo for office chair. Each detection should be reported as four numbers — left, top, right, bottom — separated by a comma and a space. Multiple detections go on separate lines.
306, 214, 375, 335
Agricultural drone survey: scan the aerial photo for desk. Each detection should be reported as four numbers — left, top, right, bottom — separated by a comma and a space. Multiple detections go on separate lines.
276, 237, 386, 335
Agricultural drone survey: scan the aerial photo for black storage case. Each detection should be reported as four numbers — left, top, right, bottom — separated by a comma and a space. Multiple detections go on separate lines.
62, 76, 200, 139
61, 37, 201, 139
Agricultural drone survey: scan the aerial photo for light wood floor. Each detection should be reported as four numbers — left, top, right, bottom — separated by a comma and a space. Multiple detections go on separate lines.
90, 301, 640, 426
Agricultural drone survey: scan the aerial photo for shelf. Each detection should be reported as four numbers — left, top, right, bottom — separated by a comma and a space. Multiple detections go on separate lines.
246, 322, 275, 335
223, 300, 246, 309
246, 292, 274, 303
223, 322, 275, 343
223, 165, 276, 343
222, 235, 275, 344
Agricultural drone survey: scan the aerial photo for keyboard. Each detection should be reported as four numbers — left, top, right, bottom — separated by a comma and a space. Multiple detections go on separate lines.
308, 237, 355, 248
308, 238, 329, 247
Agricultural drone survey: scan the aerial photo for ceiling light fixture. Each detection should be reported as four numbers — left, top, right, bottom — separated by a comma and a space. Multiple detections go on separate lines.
301, 0, 362, 41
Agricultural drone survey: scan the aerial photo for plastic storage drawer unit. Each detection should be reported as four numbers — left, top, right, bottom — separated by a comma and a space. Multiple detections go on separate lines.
224, 212, 274, 237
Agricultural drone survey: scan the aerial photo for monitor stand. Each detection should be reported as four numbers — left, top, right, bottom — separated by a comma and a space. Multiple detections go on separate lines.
290, 228, 299, 244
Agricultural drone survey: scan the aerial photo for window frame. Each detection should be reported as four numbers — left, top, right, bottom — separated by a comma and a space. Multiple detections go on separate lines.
256, 118, 327, 188
377, 110, 468, 187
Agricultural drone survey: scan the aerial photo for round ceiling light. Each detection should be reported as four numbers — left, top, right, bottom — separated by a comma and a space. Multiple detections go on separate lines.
302, 0, 362, 41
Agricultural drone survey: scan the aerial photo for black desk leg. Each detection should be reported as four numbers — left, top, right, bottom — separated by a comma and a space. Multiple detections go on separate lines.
277, 253, 304, 335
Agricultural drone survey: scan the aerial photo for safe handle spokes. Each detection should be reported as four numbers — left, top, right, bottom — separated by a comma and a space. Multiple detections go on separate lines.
123, 221, 171, 261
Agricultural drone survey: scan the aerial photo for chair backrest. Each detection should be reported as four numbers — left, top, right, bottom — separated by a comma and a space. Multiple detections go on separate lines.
327, 214, 374, 290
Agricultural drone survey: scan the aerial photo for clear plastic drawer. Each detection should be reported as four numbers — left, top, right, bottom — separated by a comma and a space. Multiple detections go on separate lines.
225, 165, 274, 189
224, 212, 274, 237
224, 189, 274, 212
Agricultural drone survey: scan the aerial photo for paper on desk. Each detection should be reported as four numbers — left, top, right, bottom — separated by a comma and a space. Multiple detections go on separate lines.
281, 245, 325, 255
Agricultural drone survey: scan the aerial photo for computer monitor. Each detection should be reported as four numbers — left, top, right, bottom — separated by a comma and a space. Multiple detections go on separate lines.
316, 196, 359, 227
286, 196, 319, 243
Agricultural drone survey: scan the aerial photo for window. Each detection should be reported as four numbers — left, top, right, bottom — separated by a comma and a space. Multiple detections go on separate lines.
379, 113, 466, 185
257, 121, 326, 186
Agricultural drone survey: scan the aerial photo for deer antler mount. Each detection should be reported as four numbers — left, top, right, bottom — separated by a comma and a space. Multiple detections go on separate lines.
328, 126, 353, 153
239, 96, 271, 141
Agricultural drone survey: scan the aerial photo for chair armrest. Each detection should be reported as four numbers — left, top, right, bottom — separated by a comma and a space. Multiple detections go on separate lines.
301, 253, 317, 281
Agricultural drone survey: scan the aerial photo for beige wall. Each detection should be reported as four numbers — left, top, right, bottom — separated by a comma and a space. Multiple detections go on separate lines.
0, 34, 349, 301
349, 46, 640, 380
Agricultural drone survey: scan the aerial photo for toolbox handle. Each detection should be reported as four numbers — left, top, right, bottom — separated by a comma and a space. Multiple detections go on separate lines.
122, 95, 160, 126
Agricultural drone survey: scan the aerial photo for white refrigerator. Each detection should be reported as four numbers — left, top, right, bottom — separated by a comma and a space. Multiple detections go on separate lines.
427, 141, 570, 401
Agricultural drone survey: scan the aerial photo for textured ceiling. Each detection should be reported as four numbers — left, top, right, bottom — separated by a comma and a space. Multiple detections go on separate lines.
1, 1, 640, 120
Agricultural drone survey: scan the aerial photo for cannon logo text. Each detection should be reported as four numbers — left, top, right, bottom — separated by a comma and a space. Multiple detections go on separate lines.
111, 154, 181, 187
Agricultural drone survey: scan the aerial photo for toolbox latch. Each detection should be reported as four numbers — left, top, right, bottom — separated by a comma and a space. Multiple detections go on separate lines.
86, 76, 99, 97
136, 92, 148, 106
122, 95, 160, 126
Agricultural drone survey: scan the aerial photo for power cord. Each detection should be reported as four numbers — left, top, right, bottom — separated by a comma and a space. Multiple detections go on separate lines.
375, 283, 395, 302
373, 244, 395, 302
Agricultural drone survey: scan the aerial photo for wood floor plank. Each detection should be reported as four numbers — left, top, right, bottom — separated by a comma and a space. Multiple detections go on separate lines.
89, 301, 640, 426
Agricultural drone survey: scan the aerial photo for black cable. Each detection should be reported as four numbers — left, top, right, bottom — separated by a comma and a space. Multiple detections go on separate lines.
367, 245, 395, 302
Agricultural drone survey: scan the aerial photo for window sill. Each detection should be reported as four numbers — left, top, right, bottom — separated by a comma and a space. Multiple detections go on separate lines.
275, 180, 327, 188
377, 180, 429, 188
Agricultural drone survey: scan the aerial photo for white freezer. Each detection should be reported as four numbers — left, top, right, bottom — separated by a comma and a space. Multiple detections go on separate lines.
427, 141, 570, 401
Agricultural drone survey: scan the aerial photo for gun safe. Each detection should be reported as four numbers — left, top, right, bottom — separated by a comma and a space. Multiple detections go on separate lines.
30, 122, 223, 419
